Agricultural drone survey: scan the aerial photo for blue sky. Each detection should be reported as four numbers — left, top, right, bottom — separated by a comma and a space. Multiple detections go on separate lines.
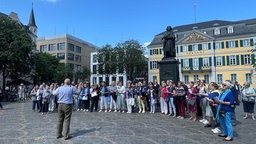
1, 0, 256, 47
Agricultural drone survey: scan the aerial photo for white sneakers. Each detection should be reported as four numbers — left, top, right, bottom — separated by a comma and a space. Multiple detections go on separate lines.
199, 119, 209, 124
212, 128, 221, 134
199, 119, 205, 122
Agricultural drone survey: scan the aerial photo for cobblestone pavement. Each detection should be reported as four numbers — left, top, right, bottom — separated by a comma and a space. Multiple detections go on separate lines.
0, 102, 255, 144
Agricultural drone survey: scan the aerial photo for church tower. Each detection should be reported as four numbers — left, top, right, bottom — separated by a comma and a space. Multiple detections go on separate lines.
28, 5, 37, 42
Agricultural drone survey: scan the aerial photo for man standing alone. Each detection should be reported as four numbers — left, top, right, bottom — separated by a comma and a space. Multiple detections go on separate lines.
53, 78, 79, 140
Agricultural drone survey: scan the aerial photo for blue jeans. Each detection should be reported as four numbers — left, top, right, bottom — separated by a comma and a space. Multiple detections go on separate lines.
150, 97, 155, 113
219, 112, 233, 138
32, 100, 39, 111
230, 110, 237, 125
77, 99, 82, 109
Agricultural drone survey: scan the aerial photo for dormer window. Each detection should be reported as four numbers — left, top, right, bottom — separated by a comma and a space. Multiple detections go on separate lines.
214, 28, 220, 35
227, 26, 234, 33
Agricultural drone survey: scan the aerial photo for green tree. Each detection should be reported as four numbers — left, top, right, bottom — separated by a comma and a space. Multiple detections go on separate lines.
74, 66, 91, 82
0, 16, 35, 89
35, 53, 59, 84
54, 64, 73, 83
116, 40, 147, 81
96, 40, 147, 81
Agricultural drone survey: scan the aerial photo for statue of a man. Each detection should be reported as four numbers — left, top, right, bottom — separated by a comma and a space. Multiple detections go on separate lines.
162, 26, 176, 58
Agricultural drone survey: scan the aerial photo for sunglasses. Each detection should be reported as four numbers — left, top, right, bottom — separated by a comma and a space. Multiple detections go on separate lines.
222, 84, 227, 86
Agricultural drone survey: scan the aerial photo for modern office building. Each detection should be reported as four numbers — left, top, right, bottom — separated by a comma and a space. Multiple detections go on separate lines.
36, 34, 98, 73
148, 18, 256, 86
90, 52, 128, 86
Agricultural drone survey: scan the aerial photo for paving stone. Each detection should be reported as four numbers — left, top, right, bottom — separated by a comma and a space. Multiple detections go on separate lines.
0, 102, 255, 143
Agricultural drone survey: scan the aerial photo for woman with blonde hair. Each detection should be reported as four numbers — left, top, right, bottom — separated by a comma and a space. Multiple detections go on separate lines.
241, 82, 256, 120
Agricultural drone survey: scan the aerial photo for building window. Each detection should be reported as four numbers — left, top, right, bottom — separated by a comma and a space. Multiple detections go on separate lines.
227, 26, 233, 33
214, 28, 220, 35
150, 49, 159, 55
76, 65, 81, 71
152, 61, 158, 69
243, 39, 250, 47
57, 53, 65, 60
68, 53, 74, 61
192, 44, 198, 51
193, 58, 199, 70
202, 43, 208, 50
204, 74, 210, 84
69, 64, 74, 71
228, 41, 236, 48
217, 74, 223, 84
75, 46, 81, 53
215, 42, 222, 49
231, 74, 237, 83
183, 45, 188, 52
184, 75, 189, 84
93, 77, 97, 84
245, 73, 252, 84
216, 56, 222, 66
68, 43, 74, 51
153, 76, 157, 83
75, 55, 81, 62
49, 44, 56, 51
58, 43, 65, 50
244, 54, 251, 65
183, 59, 189, 67
92, 65, 97, 74
93, 54, 97, 63
40, 45, 47, 52
193, 75, 199, 82
229, 55, 236, 65
203, 57, 209, 66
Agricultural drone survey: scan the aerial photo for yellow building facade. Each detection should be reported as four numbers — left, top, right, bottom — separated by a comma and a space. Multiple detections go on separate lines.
148, 19, 256, 87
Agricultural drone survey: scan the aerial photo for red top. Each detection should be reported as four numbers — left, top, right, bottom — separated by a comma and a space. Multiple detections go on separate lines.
161, 87, 167, 99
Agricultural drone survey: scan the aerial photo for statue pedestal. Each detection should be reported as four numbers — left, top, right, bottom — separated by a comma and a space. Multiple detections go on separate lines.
158, 58, 179, 84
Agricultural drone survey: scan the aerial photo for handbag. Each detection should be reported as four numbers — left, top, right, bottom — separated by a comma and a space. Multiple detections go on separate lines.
219, 109, 226, 117
188, 99, 195, 106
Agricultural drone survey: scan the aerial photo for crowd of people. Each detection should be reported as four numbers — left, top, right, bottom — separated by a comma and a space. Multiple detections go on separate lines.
14, 78, 255, 141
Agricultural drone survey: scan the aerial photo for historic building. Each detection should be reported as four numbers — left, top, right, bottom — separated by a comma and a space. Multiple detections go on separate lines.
90, 52, 128, 86
36, 34, 98, 74
148, 18, 256, 86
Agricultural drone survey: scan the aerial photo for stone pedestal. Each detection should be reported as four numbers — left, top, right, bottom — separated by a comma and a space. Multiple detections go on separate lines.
158, 58, 179, 84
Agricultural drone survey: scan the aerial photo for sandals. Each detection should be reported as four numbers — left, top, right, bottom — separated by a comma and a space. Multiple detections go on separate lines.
224, 137, 233, 141
218, 134, 227, 137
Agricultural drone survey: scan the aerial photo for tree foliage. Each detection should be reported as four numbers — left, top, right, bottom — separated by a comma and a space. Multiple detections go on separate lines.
35, 53, 59, 84
53, 63, 73, 83
97, 40, 147, 81
74, 66, 91, 82
0, 16, 35, 89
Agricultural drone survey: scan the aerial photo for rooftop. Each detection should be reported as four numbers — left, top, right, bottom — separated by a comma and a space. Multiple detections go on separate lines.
37, 34, 100, 49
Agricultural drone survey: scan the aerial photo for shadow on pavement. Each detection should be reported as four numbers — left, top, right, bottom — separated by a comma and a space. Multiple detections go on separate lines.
72, 127, 102, 137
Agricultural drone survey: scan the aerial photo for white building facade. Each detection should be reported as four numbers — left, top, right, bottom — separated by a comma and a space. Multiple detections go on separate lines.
90, 52, 128, 86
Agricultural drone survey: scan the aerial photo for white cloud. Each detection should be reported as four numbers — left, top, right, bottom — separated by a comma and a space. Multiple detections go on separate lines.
46, 0, 59, 3
143, 42, 151, 47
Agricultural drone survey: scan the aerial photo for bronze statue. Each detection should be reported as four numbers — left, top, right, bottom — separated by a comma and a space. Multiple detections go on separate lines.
162, 26, 176, 58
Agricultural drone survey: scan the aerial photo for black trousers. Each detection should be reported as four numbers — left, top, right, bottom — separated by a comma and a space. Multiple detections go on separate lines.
42, 103, 49, 112
82, 100, 90, 110
90, 97, 98, 112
